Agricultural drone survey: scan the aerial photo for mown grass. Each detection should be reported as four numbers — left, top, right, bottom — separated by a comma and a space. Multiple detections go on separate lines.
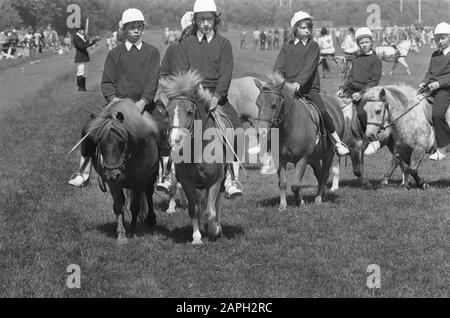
0, 30, 448, 298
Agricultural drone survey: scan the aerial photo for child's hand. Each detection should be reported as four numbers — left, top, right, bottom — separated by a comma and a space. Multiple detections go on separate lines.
352, 92, 362, 101
291, 82, 301, 92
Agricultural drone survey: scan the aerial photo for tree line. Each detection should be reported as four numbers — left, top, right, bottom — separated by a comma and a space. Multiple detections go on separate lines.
1, 0, 448, 34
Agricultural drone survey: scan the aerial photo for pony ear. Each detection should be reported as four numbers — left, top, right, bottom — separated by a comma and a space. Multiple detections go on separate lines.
116, 112, 124, 123
254, 79, 264, 91
379, 89, 387, 101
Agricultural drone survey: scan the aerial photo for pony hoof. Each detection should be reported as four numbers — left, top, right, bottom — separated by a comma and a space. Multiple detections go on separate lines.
208, 223, 219, 240
117, 237, 128, 245
330, 187, 338, 193
278, 205, 287, 212
192, 239, 203, 245
145, 216, 157, 228
315, 197, 323, 205
300, 200, 306, 207
380, 179, 389, 186
421, 183, 429, 190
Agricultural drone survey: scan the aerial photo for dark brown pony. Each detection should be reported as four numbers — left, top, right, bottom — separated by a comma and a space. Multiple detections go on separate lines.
255, 73, 346, 211
161, 70, 228, 245
87, 99, 160, 244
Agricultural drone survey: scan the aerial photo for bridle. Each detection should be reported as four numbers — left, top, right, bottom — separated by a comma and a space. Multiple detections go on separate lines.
166, 95, 209, 137
97, 131, 130, 171
257, 88, 288, 128
366, 100, 391, 131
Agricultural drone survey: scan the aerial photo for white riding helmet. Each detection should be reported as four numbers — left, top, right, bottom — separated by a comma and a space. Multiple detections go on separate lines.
121, 8, 145, 26
434, 22, 450, 35
290, 11, 312, 29
193, 0, 217, 13
355, 27, 373, 42
181, 11, 194, 31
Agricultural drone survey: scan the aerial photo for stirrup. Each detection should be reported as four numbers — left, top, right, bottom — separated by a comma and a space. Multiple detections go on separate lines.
156, 175, 174, 195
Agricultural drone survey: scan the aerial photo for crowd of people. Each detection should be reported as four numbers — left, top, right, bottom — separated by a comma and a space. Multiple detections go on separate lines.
0, 25, 73, 61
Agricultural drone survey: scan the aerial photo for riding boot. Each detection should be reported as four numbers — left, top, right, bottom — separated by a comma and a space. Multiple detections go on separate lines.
364, 140, 381, 156
331, 132, 350, 157
157, 156, 176, 195
77, 76, 83, 91
68, 156, 92, 188
81, 77, 87, 92
225, 163, 243, 199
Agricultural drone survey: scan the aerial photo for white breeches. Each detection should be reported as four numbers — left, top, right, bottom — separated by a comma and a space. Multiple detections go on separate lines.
77, 63, 87, 76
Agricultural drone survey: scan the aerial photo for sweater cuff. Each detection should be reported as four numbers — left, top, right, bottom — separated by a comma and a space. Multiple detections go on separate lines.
107, 95, 116, 103
213, 93, 222, 101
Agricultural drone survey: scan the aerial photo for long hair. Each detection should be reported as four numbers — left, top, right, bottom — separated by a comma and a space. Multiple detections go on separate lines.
292, 19, 313, 42
191, 12, 222, 34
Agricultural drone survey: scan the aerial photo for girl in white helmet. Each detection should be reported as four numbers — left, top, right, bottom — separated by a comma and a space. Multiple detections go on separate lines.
68, 8, 161, 188
274, 11, 350, 157
175, 0, 244, 199
337, 27, 383, 156
420, 22, 450, 161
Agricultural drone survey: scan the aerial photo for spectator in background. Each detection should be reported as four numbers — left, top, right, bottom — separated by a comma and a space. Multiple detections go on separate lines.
267, 29, 273, 50
283, 26, 289, 44
341, 27, 359, 76
73, 25, 98, 92
260, 29, 266, 51
273, 28, 280, 50
317, 27, 335, 78
252, 27, 260, 50
240, 27, 247, 49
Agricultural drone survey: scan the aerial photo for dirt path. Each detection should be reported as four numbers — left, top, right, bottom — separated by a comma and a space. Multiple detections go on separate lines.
0, 44, 107, 115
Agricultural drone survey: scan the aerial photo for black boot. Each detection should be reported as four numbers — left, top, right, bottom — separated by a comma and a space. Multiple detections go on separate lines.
81, 77, 87, 92
77, 76, 83, 91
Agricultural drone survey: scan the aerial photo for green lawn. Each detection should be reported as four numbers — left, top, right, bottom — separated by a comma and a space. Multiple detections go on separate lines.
0, 29, 448, 298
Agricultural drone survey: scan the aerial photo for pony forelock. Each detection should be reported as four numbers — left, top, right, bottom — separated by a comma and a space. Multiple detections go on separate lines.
162, 70, 204, 99
87, 99, 158, 144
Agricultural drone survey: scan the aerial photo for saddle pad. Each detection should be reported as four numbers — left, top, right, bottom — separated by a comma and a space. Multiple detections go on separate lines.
298, 97, 326, 138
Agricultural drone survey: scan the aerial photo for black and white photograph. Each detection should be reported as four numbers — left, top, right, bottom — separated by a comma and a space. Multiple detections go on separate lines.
0, 0, 449, 301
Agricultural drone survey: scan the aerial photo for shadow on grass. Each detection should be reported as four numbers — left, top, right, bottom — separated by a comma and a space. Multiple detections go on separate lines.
97, 220, 245, 244
258, 189, 339, 207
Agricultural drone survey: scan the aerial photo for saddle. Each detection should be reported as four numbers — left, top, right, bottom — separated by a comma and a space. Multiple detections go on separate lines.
295, 96, 326, 143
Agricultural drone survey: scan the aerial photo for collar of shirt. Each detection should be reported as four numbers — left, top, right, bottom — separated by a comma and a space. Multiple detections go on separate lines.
443, 46, 450, 56
76, 32, 86, 41
125, 40, 143, 51
197, 31, 214, 43
294, 38, 309, 46
364, 50, 374, 55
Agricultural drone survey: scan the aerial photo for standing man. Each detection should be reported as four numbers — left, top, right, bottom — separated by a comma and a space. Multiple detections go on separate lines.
68, 8, 160, 187
175, 0, 244, 199
73, 25, 98, 92
420, 22, 450, 161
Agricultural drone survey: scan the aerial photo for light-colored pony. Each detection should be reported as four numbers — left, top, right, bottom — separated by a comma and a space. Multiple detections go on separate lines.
362, 84, 450, 189
375, 39, 419, 76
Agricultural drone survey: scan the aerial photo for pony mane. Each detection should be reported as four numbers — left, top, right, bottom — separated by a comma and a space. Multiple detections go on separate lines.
265, 71, 296, 94
362, 83, 421, 111
87, 99, 158, 144
161, 69, 214, 108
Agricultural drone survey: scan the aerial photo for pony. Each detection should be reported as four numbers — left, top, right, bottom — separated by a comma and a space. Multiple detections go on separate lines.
160, 70, 229, 245
87, 99, 160, 244
362, 84, 450, 189
254, 72, 346, 211
375, 39, 419, 76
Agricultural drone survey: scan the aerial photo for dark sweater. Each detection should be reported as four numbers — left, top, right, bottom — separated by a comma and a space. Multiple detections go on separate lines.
342, 52, 382, 92
273, 38, 321, 91
422, 50, 450, 89
177, 34, 233, 101
160, 43, 180, 78
101, 42, 160, 104
73, 33, 92, 63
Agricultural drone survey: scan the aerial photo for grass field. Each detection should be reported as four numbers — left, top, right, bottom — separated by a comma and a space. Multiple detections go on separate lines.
0, 29, 449, 298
